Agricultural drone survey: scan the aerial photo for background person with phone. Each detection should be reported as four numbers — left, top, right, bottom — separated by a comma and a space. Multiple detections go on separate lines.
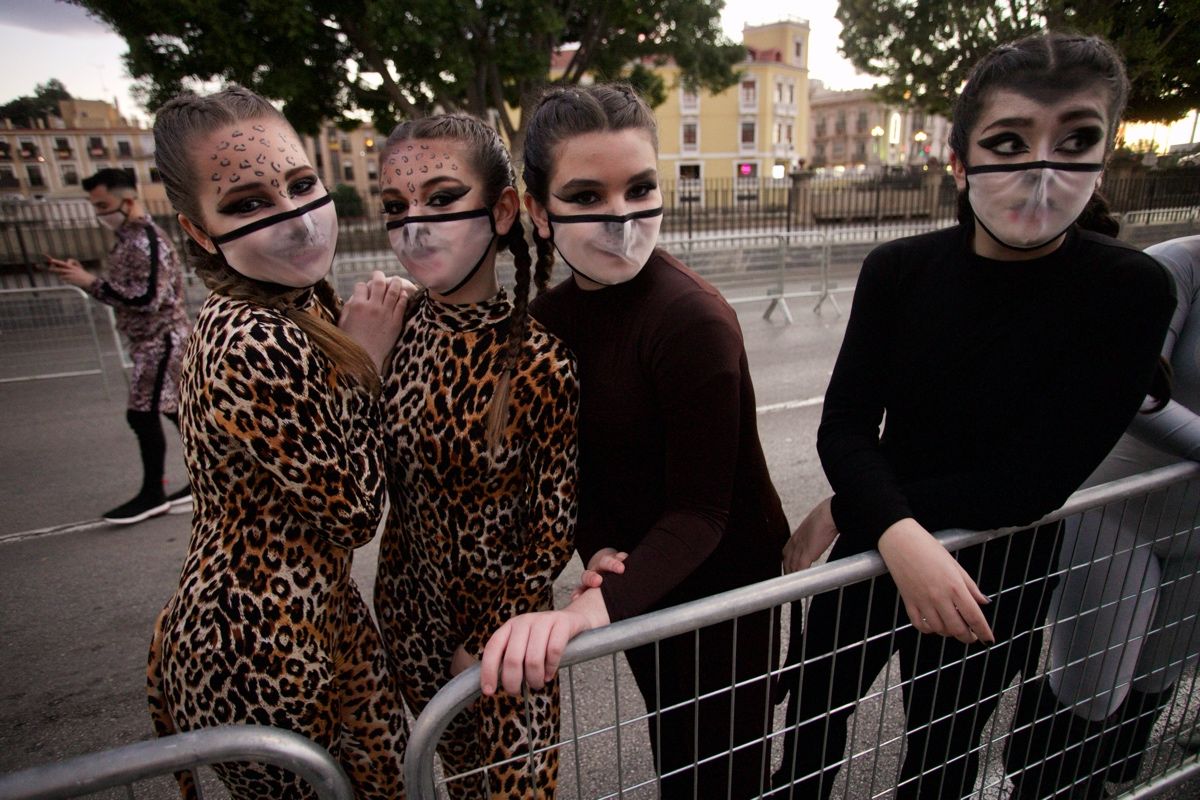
46, 167, 192, 524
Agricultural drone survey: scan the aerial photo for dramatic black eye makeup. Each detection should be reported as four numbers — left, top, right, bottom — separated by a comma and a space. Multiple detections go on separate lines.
1058, 125, 1105, 153
426, 186, 471, 207
379, 180, 471, 217
977, 132, 1028, 155
214, 170, 319, 215
381, 198, 408, 216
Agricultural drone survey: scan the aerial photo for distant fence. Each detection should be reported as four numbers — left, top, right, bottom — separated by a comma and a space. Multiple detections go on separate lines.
4, 171, 1197, 286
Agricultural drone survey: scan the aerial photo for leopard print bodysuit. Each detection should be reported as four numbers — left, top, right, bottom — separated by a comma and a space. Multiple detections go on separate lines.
147, 289, 407, 798
375, 290, 578, 798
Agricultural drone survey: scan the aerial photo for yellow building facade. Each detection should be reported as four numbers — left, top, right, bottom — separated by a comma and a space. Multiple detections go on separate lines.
0, 100, 165, 202
303, 124, 385, 214
654, 19, 811, 185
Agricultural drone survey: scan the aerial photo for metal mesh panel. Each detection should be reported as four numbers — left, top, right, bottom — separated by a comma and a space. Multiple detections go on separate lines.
0, 287, 111, 395
407, 464, 1200, 799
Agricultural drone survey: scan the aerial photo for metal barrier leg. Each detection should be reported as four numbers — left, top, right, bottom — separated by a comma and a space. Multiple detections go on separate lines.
812, 291, 842, 316
762, 297, 794, 324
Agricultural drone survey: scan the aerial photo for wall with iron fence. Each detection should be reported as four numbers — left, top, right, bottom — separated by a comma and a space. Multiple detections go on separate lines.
3, 172, 1197, 287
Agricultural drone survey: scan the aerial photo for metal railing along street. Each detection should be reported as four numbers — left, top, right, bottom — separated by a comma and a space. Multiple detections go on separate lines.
0, 725, 354, 800
0, 286, 113, 396
405, 463, 1200, 799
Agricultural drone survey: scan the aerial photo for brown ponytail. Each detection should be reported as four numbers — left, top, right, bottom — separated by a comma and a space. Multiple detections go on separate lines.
153, 87, 379, 395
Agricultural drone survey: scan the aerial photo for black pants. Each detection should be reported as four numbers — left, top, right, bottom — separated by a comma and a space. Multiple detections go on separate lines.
774, 524, 1062, 799
624, 603, 779, 799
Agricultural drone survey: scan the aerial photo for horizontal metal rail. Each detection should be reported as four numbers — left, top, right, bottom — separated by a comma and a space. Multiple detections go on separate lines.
405, 461, 1200, 797
0, 725, 354, 800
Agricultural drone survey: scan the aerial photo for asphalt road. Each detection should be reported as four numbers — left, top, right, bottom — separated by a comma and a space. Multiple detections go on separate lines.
2, 267, 1197, 798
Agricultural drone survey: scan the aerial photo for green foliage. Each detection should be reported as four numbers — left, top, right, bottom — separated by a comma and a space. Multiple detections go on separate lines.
330, 183, 365, 219
1, 79, 74, 128
836, 0, 1200, 123
68, 0, 743, 141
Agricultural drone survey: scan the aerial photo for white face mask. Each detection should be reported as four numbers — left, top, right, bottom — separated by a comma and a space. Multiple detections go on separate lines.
386, 207, 495, 296
96, 202, 129, 232
208, 192, 338, 288
966, 160, 1103, 251
548, 206, 663, 286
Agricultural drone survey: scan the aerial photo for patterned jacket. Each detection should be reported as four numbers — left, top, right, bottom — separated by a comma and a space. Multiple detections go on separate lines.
86, 215, 190, 344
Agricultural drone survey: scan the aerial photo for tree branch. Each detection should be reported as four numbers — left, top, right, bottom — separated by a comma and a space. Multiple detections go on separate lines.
336, 15, 420, 116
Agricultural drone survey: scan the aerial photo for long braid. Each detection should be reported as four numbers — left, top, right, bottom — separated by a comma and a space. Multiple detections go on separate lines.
532, 228, 556, 295
485, 217, 533, 449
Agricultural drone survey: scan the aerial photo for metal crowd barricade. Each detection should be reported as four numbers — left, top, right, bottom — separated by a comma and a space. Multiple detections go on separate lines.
406, 463, 1200, 799
662, 231, 831, 324
0, 286, 112, 397
0, 725, 353, 800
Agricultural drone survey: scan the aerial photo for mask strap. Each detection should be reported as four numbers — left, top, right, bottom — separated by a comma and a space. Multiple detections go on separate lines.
965, 160, 1104, 176
441, 210, 497, 297
385, 206, 493, 231
547, 206, 664, 225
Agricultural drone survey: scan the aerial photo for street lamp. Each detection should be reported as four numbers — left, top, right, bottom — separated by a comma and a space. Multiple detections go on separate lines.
913, 130, 928, 164
871, 125, 884, 167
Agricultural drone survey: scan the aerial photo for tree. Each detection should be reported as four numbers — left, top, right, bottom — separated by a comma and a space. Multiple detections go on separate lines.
69, 0, 744, 145
330, 183, 365, 219
836, 0, 1200, 123
0, 79, 73, 128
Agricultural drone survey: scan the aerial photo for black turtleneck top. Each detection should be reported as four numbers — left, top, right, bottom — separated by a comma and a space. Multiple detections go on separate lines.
530, 249, 789, 622
819, 225, 1175, 550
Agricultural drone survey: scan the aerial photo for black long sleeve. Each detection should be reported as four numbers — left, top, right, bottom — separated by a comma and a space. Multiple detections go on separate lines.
820, 226, 1174, 550
531, 249, 789, 621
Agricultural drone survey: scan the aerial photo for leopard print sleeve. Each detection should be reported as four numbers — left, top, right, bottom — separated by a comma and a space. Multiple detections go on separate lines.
461, 337, 580, 656
210, 309, 386, 549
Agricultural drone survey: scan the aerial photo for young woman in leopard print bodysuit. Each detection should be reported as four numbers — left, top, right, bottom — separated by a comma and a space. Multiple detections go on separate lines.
374, 114, 579, 799
145, 87, 411, 799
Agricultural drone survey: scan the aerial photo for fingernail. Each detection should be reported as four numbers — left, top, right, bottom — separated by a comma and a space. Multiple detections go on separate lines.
482, 684, 493, 694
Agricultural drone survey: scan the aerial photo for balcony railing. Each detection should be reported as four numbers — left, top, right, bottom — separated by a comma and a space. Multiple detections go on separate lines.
19, 146, 40, 160
55, 148, 73, 159
88, 145, 108, 158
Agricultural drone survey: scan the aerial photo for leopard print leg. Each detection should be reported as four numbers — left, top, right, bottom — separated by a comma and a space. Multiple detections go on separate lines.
333, 581, 408, 799
377, 568, 489, 799
477, 680, 561, 799
155, 609, 339, 798
147, 605, 198, 800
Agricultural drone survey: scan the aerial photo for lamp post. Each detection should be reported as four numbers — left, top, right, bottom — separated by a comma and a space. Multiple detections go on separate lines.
871, 125, 884, 170
913, 130, 928, 164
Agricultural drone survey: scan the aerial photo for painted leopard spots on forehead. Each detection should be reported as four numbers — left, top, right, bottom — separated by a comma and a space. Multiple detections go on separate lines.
379, 142, 467, 202
206, 122, 311, 197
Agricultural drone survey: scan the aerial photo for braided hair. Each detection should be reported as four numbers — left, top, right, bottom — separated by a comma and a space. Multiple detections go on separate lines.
522, 83, 659, 288
381, 114, 532, 450
153, 87, 379, 395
